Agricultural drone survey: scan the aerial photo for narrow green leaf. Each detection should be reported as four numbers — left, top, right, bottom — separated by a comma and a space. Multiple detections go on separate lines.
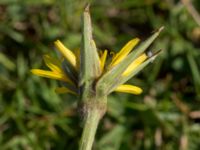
97, 125, 125, 150
187, 53, 200, 96
0, 52, 15, 71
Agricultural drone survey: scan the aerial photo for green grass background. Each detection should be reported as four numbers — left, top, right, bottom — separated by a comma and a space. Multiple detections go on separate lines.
1, 0, 200, 149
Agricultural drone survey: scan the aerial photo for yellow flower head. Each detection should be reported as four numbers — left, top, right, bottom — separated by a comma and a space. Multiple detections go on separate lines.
31, 36, 160, 96
31, 7, 163, 96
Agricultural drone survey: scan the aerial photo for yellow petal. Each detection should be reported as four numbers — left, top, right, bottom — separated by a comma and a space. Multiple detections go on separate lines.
99, 50, 108, 71
122, 53, 147, 76
110, 38, 140, 67
54, 40, 76, 68
114, 84, 142, 95
43, 54, 62, 73
55, 87, 77, 95
30, 69, 70, 82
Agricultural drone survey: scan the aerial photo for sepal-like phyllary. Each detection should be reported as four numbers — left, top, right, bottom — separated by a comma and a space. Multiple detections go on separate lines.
96, 27, 164, 96
80, 5, 101, 85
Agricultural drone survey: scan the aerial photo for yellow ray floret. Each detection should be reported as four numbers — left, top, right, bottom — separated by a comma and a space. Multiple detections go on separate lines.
43, 55, 62, 73
30, 69, 71, 82
122, 53, 147, 76
55, 87, 76, 95
114, 84, 142, 95
54, 40, 76, 68
99, 50, 108, 71
110, 38, 140, 67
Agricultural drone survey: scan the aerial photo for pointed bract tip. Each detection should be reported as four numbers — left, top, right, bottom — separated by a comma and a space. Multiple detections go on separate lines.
148, 49, 162, 57
84, 3, 90, 12
149, 49, 162, 62
152, 26, 164, 34
156, 49, 162, 54
159, 26, 164, 32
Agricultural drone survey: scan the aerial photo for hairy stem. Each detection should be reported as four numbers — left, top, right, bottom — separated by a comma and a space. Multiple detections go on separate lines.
79, 97, 107, 150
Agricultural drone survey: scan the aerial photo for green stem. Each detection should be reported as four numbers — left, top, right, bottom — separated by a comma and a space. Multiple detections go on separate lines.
79, 98, 107, 150
79, 108, 102, 150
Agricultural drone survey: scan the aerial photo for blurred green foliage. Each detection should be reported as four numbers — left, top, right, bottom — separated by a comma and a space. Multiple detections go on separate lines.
1, 0, 200, 149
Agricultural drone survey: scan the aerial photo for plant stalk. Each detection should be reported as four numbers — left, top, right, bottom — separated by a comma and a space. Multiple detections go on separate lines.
79, 96, 107, 150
